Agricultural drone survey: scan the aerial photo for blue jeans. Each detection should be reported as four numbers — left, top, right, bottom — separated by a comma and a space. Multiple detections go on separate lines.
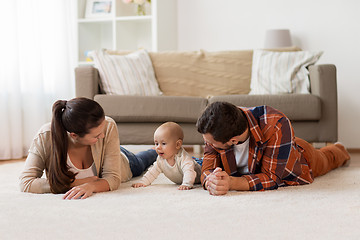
192, 157, 203, 166
120, 146, 158, 177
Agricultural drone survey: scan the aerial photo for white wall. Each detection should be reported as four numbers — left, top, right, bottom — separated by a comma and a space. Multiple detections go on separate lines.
177, 0, 360, 148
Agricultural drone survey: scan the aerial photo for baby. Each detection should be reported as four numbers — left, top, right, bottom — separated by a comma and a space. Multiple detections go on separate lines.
132, 122, 201, 190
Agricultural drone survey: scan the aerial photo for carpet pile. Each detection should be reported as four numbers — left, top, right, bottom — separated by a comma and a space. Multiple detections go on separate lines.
0, 161, 359, 239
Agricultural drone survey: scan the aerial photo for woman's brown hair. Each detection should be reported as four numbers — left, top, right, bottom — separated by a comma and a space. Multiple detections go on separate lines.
48, 97, 105, 193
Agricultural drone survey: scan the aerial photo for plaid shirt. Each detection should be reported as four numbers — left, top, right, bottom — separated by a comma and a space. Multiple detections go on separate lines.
201, 106, 314, 191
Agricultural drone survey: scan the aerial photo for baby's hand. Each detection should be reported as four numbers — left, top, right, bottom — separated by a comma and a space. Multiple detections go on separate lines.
132, 183, 146, 188
178, 185, 192, 190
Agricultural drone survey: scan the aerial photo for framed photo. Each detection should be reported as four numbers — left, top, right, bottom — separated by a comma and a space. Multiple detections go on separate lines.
85, 0, 113, 18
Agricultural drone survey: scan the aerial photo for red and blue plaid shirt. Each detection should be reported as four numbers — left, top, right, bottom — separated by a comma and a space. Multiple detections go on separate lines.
201, 105, 314, 191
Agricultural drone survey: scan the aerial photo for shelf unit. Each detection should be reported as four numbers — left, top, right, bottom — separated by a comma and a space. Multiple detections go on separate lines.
76, 0, 177, 65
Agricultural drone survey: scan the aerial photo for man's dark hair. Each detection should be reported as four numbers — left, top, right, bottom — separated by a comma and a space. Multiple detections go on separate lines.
196, 101, 248, 143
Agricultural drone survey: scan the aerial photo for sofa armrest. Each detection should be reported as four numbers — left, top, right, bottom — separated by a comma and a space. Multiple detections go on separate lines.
75, 66, 100, 99
308, 64, 337, 142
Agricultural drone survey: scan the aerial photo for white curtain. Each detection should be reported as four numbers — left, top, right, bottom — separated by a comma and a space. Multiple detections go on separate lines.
0, 0, 77, 160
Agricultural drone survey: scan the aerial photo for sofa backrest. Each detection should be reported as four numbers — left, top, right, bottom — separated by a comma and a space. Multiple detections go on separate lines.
106, 46, 301, 98
149, 50, 253, 98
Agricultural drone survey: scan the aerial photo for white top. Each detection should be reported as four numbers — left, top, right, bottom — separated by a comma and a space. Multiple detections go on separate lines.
139, 147, 201, 187
234, 137, 250, 175
67, 156, 97, 179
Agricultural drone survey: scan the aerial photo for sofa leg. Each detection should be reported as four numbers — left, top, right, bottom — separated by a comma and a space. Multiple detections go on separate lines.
312, 142, 326, 149
184, 145, 204, 158
192, 145, 205, 158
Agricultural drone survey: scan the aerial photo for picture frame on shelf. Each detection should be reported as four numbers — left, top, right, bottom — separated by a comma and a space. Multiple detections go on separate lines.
85, 0, 113, 18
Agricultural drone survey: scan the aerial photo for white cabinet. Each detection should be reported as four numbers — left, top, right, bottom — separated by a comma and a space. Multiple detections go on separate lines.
76, 0, 177, 65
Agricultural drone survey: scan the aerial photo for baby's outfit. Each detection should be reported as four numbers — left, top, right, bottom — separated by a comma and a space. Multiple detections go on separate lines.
139, 147, 201, 187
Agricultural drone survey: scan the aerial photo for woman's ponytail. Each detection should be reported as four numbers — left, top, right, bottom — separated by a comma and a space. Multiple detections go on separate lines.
48, 100, 76, 193
47, 98, 104, 193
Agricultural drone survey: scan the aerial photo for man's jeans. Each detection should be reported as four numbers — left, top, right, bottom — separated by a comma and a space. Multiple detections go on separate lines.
120, 146, 157, 177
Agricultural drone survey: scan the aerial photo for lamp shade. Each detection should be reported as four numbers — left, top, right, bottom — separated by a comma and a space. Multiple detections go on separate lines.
264, 29, 292, 48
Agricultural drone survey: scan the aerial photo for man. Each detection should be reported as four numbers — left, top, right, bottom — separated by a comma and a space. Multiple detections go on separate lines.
196, 101, 350, 195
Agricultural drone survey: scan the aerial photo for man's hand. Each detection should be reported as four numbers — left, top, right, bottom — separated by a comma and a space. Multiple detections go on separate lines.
205, 167, 230, 195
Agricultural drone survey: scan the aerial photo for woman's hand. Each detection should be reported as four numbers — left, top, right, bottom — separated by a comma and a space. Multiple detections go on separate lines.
63, 182, 96, 200
64, 178, 110, 200
71, 176, 98, 187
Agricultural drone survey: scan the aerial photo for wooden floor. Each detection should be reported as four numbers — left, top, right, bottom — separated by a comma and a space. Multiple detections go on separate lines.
0, 158, 25, 165
349, 150, 360, 167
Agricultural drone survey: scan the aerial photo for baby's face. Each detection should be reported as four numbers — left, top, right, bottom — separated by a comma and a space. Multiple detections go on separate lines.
154, 129, 179, 160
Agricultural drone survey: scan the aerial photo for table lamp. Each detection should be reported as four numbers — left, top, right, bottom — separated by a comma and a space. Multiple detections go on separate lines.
264, 29, 293, 48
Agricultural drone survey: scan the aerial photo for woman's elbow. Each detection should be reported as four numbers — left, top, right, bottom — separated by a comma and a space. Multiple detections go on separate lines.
19, 180, 30, 192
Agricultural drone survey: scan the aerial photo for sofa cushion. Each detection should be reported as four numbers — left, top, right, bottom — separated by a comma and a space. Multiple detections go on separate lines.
209, 94, 321, 121
94, 95, 208, 123
90, 49, 162, 96
249, 50, 323, 94
149, 50, 253, 97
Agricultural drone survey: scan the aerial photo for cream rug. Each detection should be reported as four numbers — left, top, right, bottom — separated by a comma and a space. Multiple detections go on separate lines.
1, 161, 359, 240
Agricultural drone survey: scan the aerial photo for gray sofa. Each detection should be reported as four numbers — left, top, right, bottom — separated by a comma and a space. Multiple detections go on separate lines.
75, 50, 337, 145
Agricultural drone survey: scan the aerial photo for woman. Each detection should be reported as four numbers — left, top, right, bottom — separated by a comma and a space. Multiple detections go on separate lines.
19, 97, 157, 200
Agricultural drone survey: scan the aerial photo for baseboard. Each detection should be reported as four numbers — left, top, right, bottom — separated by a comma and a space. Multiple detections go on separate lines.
348, 148, 360, 153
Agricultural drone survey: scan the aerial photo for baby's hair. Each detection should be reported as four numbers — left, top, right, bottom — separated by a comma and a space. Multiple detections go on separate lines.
159, 122, 184, 141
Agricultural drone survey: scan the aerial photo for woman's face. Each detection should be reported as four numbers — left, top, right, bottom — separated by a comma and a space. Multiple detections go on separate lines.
74, 119, 106, 145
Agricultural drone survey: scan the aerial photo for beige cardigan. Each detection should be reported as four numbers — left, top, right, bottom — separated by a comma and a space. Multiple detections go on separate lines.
19, 116, 132, 193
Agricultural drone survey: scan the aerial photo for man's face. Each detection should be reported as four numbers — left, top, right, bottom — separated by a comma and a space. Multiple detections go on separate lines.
202, 128, 249, 150
202, 133, 233, 150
